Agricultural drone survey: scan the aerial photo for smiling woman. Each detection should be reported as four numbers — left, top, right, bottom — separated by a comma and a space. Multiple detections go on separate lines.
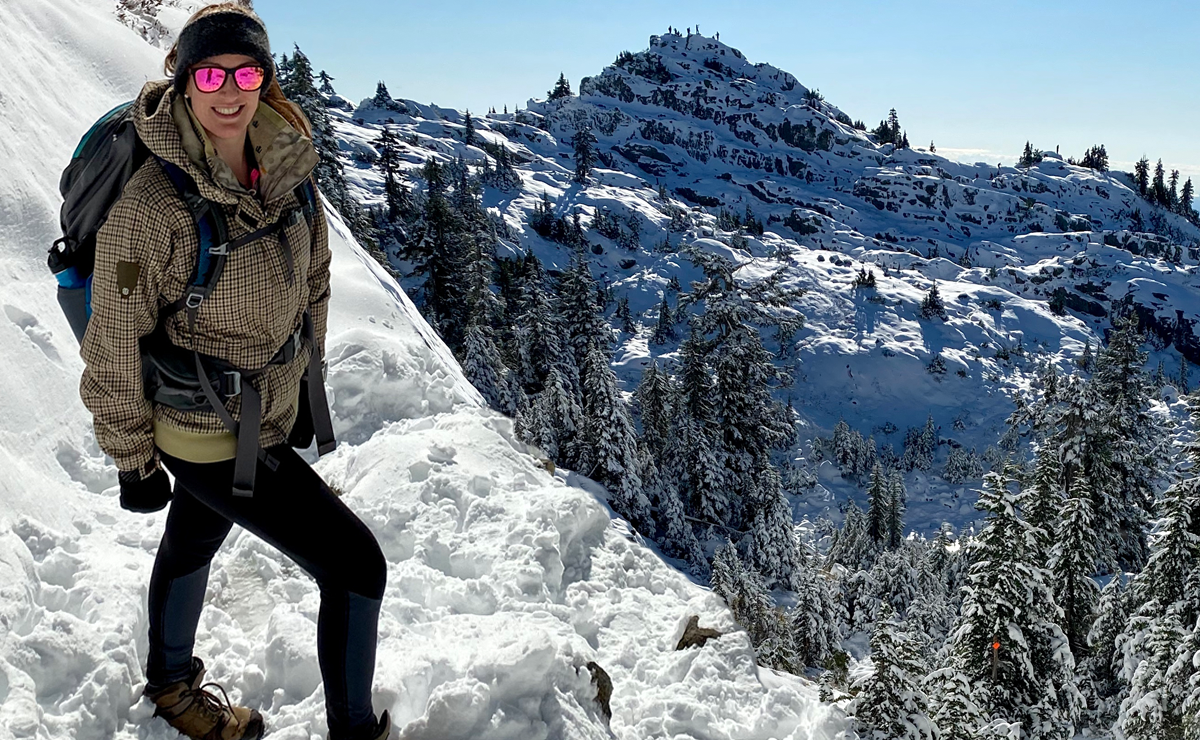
163, 3, 312, 194
73, 3, 391, 740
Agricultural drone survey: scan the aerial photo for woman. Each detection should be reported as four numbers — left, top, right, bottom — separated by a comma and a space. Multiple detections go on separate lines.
78, 5, 389, 740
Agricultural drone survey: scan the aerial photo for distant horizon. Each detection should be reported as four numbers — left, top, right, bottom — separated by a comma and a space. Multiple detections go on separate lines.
254, 0, 1200, 190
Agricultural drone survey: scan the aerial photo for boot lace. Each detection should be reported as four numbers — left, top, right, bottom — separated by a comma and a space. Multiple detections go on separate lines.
159, 681, 245, 736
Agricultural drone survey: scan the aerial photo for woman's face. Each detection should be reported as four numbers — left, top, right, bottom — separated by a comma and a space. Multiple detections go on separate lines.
184, 53, 261, 143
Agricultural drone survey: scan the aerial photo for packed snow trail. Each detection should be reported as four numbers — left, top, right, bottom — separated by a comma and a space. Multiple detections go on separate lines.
0, 0, 844, 738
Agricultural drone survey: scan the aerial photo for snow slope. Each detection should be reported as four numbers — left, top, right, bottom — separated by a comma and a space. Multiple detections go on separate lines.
0, 2, 843, 739
337, 31, 1197, 535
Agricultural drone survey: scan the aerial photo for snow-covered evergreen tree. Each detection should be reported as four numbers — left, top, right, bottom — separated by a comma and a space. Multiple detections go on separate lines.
887, 471, 907, 549
580, 340, 651, 533
790, 562, 842, 668
943, 446, 983, 484
1049, 374, 1125, 571
865, 463, 889, 548
573, 125, 597, 184
950, 467, 1082, 738
850, 604, 939, 740
829, 499, 872, 569
634, 361, 673, 458
667, 326, 727, 523
920, 283, 947, 319
746, 458, 803, 588
1086, 577, 1129, 726
1022, 444, 1064, 565
1048, 482, 1100, 664
924, 667, 984, 740
1093, 314, 1164, 569
641, 447, 707, 575
651, 293, 676, 344
1115, 395, 1200, 739
902, 415, 937, 472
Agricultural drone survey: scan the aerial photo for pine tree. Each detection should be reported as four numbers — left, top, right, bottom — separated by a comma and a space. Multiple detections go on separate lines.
650, 293, 676, 344
851, 605, 938, 740
643, 448, 707, 574
372, 80, 400, 111
573, 125, 597, 184
887, 471, 907, 549
614, 294, 636, 334
1092, 314, 1161, 569
634, 361, 673, 458
460, 231, 516, 415
865, 464, 889, 548
280, 46, 350, 221
683, 248, 799, 531
409, 157, 470, 351
790, 562, 842, 668
547, 72, 572, 100
317, 70, 336, 95
924, 668, 984, 740
1049, 374, 1125, 571
920, 283, 947, 319
1134, 156, 1151, 196
747, 457, 803, 588
1086, 577, 1129, 726
373, 126, 409, 222
1152, 159, 1168, 206
829, 499, 872, 569
462, 109, 477, 147
1049, 482, 1100, 664
951, 467, 1082, 738
1022, 444, 1064, 564
1180, 178, 1195, 219
667, 326, 727, 523
581, 337, 651, 533
1019, 141, 1042, 168
1079, 144, 1109, 172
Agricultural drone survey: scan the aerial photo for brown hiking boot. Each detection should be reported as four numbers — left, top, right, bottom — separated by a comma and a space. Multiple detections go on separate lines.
144, 658, 264, 740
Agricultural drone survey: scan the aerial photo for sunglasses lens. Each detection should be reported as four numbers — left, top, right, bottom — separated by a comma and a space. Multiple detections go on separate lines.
234, 66, 265, 91
193, 67, 226, 93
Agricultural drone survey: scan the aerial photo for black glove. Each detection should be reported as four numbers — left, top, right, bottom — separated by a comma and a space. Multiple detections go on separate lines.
118, 468, 173, 513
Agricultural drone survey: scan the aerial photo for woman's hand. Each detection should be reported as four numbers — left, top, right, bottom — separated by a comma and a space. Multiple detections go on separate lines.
118, 468, 173, 512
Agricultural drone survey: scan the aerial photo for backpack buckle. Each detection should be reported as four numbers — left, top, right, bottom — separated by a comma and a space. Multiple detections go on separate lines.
222, 371, 242, 397
184, 291, 205, 310
285, 209, 301, 227
209, 242, 230, 256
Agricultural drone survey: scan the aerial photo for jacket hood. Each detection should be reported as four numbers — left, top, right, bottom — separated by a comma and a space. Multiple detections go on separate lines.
133, 79, 319, 207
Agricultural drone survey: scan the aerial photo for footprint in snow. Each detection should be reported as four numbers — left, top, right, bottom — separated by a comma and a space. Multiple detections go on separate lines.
3, 304, 61, 364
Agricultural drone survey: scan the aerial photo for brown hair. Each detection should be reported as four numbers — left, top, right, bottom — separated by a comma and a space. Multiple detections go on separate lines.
164, 2, 312, 138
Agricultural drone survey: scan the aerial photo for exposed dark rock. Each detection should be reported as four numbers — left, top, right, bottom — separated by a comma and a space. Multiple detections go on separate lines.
586, 661, 612, 721
675, 614, 723, 650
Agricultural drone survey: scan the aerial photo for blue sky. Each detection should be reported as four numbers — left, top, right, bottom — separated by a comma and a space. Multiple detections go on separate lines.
255, 0, 1199, 183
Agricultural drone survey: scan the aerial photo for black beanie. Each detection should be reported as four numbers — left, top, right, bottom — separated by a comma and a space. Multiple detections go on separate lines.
173, 11, 274, 97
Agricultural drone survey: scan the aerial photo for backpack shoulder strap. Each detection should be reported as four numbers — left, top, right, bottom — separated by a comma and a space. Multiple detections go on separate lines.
156, 157, 231, 321
293, 176, 318, 230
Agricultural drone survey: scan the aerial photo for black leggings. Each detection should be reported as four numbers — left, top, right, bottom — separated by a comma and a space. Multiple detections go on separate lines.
149, 444, 386, 738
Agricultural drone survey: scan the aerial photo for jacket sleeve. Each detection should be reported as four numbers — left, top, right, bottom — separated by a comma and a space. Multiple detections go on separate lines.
79, 191, 172, 479
307, 183, 332, 362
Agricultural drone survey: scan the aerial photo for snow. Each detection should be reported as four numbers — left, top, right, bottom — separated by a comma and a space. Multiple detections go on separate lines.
0, 2, 846, 739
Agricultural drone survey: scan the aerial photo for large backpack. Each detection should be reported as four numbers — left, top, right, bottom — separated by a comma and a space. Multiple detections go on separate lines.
51, 100, 336, 496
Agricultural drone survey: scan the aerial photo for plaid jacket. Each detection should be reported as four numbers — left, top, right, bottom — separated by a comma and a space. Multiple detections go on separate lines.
79, 79, 331, 478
